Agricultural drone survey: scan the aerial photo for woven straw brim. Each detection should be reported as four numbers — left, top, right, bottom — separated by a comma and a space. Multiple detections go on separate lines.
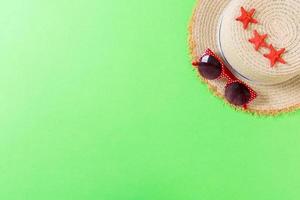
188, 0, 300, 116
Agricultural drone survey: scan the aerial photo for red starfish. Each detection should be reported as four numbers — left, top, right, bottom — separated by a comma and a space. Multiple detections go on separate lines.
263, 45, 286, 67
236, 7, 258, 29
249, 30, 268, 51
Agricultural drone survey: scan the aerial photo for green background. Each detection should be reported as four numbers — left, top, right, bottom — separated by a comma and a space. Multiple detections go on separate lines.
1, 0, 300, 199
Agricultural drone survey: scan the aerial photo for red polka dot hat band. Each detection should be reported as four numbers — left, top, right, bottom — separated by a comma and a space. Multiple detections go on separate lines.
189, 0, 300, 115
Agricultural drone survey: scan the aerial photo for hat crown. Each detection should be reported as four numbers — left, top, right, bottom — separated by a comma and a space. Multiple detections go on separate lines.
219, 0, 300, 85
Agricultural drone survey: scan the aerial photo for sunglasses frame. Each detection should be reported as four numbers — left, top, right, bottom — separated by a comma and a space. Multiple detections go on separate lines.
192, 48, 257, 109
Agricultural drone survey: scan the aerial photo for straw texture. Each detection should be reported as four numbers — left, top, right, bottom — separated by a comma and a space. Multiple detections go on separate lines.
189, 0, 300, 115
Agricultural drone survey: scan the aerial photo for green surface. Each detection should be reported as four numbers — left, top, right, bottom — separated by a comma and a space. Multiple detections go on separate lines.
1, 0, 300, 199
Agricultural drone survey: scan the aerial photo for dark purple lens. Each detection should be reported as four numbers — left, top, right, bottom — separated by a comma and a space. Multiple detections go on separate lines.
198, 55, 222, 80
225, 82, 251, 106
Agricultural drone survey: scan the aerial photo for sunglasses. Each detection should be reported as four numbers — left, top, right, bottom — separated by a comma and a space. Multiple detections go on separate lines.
192, 49, 257, 109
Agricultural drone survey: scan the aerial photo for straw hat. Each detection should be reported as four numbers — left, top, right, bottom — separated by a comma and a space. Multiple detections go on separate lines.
189, 0, 300, 115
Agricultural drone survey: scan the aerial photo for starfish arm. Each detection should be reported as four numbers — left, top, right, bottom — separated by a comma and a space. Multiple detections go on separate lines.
243, 22, 249, 29
264, 54, 272, 60
249, 9, 257, 24
263, 53, 276, 67
279, 48, 286, 54
253, 30, 259, 36
250, 18, 258, 24
255, 44, 260, 51
277, 57, 286, 64
270, 59, 276, 67
236, 16, 243, 21
249, 8, 256, 16
241, 7, 247, 14
268, 44, 275, 51
236, 7, 246, 21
